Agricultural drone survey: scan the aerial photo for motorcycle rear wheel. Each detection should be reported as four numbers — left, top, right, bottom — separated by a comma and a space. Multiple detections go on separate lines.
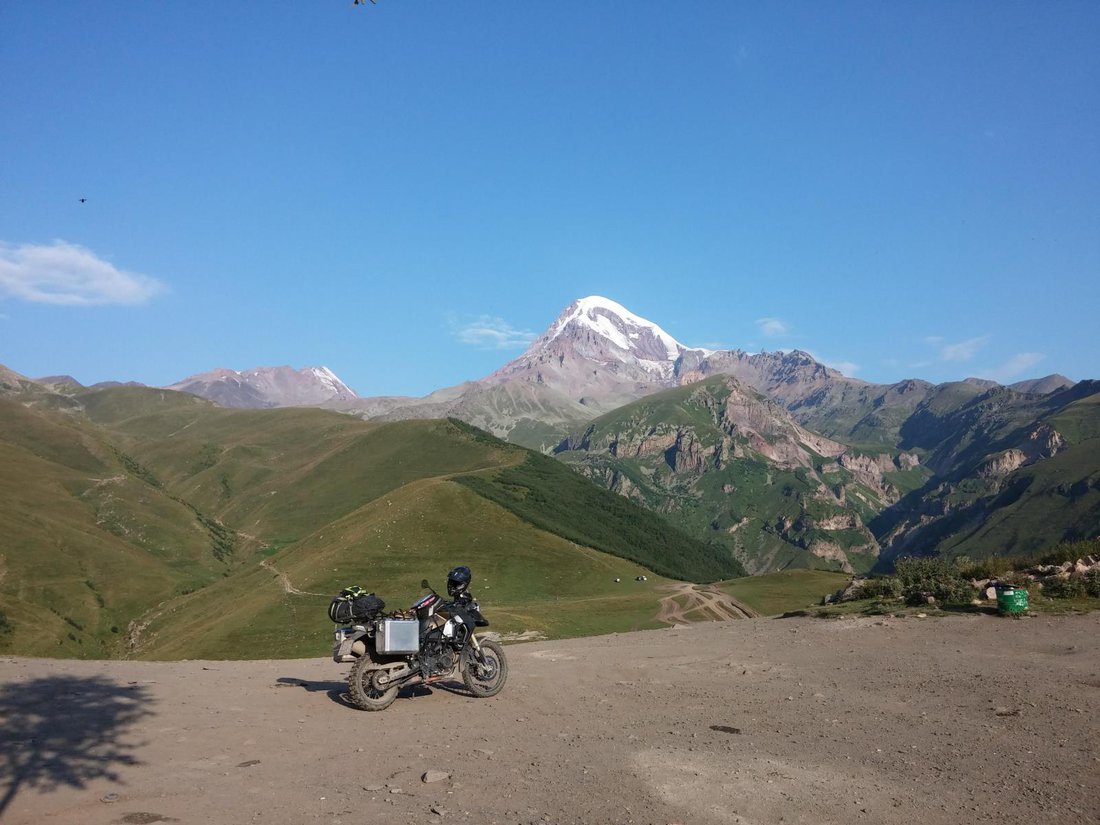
347, 658, 399, 711
462, 639, 508, 698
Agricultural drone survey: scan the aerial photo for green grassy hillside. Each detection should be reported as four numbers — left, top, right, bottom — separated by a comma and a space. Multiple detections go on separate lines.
137, 478, 672, 659
453, 451, 744, 582
873, 382, 1100, 564
0, 396, 226, 658
0, 384, 732, 659
717, 569, 851, 616
903, 440, 1100, 560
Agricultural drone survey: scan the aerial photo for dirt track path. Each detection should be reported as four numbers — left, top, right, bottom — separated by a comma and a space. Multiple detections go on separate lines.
656, 582, 761, 624
260, 558, 325, 597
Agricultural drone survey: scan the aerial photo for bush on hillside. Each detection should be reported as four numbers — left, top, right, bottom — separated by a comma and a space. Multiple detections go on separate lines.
1040, 576, 1085, 599
1085, 569, 1100, 598
957, 555, 1027, 580
858, 576, 903, 600
1040, 569, 1100, 600
893, 556, 976, 605
1038, 538, 1100, 566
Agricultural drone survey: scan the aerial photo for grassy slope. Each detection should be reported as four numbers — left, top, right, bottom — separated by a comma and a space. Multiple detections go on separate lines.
717, 569, 851, 616
137, 479, 670, 659
935, 440, 1100, 557
89, 401, 514, 551
875, 386, 1100, 561
0, 396, 225, 658
1, 387, 722, 658
454, 451, 745, 582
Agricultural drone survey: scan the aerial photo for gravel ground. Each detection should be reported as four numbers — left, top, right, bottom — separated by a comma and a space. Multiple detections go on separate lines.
2, 612, 1098, 825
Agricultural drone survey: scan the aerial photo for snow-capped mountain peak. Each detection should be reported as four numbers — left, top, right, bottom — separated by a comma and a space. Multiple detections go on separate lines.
307, 366, 355, 397
546, 296, 685, 362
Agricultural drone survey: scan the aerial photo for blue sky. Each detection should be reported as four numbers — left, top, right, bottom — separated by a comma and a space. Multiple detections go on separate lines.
2, 2, 1097, 396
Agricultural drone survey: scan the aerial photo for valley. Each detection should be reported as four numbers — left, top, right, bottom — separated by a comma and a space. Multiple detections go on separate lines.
2, 297, 1098, 659
140, 298, 1100, 577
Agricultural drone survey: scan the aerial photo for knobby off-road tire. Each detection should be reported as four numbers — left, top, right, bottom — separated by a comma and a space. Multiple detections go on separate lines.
462, 639, 508, 698
347, 657, 399, 711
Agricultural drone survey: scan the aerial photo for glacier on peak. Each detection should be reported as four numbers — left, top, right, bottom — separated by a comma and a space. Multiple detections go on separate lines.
549, 295, 684, 361
309, 366, 355, 395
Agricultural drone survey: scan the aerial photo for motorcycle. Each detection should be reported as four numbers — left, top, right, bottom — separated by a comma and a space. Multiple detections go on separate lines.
332, 578, 508, 711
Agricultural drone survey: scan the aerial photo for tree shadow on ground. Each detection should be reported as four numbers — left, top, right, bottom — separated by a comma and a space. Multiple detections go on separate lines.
0, 675, 154, 817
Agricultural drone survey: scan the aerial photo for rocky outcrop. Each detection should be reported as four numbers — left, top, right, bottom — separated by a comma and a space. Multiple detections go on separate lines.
976, 425, 1065, 479
835, 451, 920, 504
977, 449, 1028, 479
807, 541, 855, 573
666, 430, 708, 474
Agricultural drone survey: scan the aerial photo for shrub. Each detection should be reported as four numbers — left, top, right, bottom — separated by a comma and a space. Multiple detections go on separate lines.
893, 556, 976, 605
1038, 538, 1100, 566
859, 577, 902, 600
995, 571, 1033, 589
1041, 577, 1085, 599
1084, 569, 1100, 598
958, 555, 1028, 580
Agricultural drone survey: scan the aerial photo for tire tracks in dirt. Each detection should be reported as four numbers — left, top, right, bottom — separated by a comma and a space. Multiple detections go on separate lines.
655, 582, 761, 625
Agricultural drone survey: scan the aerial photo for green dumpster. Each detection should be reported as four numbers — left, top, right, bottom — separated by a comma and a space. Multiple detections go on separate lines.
997, 586, 1029, 616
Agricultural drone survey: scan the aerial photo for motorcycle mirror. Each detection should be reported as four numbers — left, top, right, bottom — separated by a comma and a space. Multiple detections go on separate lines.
421, 579, 430, 589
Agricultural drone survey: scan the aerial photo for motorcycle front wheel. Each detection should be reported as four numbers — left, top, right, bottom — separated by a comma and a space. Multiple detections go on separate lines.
462, 639, 508, 698
347, 658, 399, 711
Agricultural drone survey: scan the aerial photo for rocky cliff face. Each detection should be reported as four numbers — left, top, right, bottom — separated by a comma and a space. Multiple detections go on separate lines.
554, 376, 917, 573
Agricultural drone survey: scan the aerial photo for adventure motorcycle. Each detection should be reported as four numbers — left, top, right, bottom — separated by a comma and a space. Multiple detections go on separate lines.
331, 573, 508, 711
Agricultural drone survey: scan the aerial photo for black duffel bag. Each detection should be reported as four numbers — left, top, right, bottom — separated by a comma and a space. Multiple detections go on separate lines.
328, 586, 386, 624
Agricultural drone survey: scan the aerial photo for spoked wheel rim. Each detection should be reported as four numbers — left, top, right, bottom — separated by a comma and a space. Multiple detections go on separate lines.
462, 639, 508, 697
471, 650, 499, 683
347, 658, 400, 711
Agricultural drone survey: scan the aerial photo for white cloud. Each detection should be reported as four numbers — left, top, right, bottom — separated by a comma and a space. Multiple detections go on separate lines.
988, 352, 1045, 382
0, 240, 164, 306
453, 315, 537, 350
938, 335, 990, 362
755, 317, 789, 337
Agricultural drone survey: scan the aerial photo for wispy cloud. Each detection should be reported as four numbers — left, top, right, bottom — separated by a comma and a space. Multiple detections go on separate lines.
937, 335, 990, 362
0, 240, 164, 306
988, 352, 1045, 382
452, 315, 537, 350
755, 317, 789, 337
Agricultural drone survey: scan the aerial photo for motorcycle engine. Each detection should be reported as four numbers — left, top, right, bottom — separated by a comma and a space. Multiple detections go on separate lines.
419, 641, 456, 677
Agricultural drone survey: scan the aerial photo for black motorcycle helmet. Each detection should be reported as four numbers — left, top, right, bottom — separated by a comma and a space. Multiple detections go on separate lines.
447, 565, 472, 597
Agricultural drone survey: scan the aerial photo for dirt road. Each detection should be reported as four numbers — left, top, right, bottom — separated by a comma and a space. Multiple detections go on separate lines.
655, 582, 760, 624
2, 612, 1098, 825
